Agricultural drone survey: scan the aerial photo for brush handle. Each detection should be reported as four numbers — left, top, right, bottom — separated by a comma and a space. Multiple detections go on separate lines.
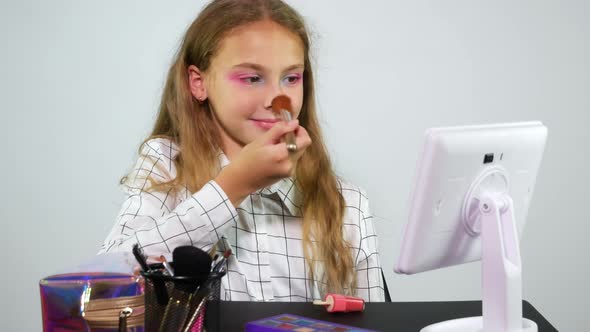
132, 244, 150, 272
280, 109, 297, 152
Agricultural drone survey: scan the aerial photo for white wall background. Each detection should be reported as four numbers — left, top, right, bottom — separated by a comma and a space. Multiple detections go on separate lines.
1, 1, 588, 330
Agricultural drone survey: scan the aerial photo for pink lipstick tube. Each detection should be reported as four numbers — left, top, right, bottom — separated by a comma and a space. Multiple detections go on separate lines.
313, 293, 365, 313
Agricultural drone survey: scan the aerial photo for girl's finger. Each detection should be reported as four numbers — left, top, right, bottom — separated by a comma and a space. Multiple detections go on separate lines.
260, 120, 299, 145
268, 142, 290, 162
294, 126, 312, 149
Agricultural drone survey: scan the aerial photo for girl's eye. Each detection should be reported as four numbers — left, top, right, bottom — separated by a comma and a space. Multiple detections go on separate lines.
284, 74, 302, 84
240, 75, 263, 84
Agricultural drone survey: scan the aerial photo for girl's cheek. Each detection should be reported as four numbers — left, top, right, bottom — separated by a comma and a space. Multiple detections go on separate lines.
229, 96, 258, 117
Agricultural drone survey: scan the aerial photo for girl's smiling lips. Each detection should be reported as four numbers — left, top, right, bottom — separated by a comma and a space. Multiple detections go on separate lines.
251, 118, 281, 129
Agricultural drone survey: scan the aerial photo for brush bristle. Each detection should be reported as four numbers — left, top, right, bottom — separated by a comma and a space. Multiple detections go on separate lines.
223, 249, 232, 259
271, 95, 293, 113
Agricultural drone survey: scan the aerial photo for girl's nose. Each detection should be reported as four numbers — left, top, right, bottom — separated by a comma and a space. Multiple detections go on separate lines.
264, 83, 286, 109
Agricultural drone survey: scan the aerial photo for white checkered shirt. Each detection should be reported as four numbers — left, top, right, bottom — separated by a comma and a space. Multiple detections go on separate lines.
99, 138, 385, 302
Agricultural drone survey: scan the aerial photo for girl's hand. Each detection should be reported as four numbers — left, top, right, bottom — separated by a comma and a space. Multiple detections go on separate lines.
215, 119, 312, 207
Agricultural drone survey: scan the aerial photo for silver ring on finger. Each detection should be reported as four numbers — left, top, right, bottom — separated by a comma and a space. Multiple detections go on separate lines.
287, 143, 297, 153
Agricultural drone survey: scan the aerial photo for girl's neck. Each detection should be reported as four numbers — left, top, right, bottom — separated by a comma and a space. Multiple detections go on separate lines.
220, 139, 242, 162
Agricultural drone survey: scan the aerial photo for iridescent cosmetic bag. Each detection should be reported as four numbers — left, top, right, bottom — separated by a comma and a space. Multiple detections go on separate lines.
39, 252, 144, 332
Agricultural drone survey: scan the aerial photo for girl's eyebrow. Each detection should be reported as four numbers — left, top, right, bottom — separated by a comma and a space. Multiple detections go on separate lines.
231, 62, 304, 72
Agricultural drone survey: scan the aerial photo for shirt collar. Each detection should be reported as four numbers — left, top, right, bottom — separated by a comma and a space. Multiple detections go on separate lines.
218, 152, 303, 217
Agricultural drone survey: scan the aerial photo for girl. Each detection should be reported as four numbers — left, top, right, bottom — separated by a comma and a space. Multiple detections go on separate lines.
99, 0, 385, 302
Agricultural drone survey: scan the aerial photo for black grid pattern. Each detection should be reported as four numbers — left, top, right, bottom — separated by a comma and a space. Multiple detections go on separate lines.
99, 138, 385, 302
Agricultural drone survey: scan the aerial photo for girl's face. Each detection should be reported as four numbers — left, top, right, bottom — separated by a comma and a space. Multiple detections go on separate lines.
191, 20, 305, 159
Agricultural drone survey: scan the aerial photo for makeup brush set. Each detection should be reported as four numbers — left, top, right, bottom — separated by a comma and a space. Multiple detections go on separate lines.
136, 245, 229, 332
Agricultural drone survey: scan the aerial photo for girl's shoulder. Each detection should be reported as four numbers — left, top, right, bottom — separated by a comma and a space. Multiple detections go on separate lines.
139, 137, 181, 165
122, 137, 181, 188
337, 179, 375, 241
336, 178, 370, 211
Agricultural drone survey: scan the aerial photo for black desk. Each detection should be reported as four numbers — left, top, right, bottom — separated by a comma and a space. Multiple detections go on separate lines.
205, 300, 557, 331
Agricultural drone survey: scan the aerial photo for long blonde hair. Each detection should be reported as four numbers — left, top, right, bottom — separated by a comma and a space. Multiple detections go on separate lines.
127, 0, 355, 295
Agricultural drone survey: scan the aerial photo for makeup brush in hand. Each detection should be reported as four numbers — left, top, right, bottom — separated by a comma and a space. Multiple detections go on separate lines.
271, 95, 297, 153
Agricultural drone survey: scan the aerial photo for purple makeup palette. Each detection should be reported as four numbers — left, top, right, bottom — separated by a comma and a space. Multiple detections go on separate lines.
245, 314, 376, 332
